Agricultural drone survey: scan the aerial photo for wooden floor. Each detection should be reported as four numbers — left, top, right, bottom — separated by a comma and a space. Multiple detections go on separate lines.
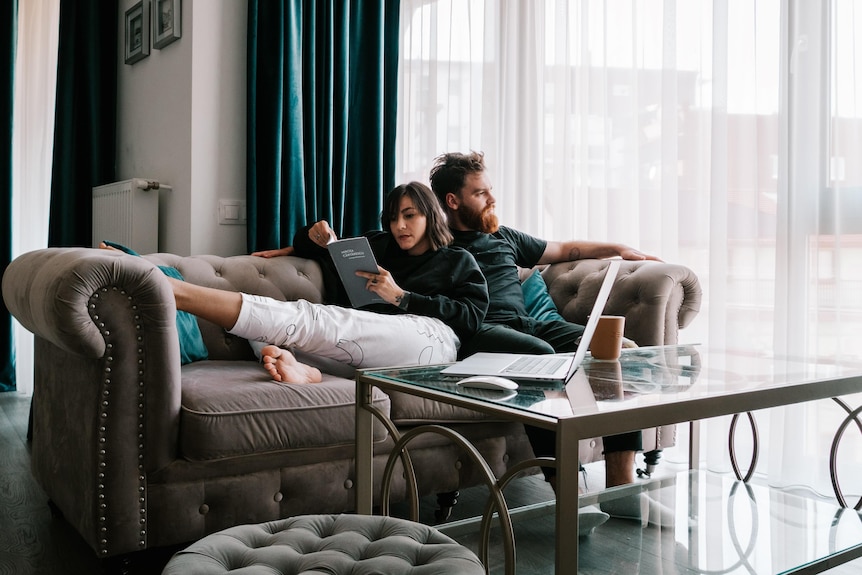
0, 392, 181, 575
2, 390, 861, 574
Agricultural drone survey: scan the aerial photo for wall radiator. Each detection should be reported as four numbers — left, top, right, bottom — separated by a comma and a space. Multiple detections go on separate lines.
92, 178, 166, 254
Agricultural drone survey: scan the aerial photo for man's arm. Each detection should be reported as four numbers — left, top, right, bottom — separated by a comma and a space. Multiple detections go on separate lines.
251, 246, 295, 258
251, 221, 338, 259
537, 240, 661, 265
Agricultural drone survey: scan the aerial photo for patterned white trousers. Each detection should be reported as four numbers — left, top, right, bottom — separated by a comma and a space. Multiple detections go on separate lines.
229, 294, 460, 368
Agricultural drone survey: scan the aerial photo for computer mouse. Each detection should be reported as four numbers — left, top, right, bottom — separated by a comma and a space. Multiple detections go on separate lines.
455, 375, 519, 391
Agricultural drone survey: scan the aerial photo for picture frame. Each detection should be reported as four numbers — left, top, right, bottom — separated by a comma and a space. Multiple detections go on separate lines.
153, 0, 181, 49
124, 1, 150, 65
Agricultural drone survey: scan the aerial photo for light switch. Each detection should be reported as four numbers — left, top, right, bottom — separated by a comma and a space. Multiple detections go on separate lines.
218, 199, 247, 225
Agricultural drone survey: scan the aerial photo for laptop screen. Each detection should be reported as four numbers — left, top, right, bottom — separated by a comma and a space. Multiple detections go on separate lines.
441, 260, 621, 381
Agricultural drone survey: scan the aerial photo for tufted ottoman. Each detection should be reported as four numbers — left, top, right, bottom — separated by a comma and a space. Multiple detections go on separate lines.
161, 514, 485, 574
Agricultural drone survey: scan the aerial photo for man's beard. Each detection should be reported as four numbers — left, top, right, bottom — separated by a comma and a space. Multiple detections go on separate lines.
458, 203, 499, 234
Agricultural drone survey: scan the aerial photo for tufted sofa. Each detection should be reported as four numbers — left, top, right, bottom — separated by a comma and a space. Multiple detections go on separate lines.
1, 248, 701, 561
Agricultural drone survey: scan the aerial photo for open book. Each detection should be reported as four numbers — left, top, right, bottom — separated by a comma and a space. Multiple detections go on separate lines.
326, 236, 385, 308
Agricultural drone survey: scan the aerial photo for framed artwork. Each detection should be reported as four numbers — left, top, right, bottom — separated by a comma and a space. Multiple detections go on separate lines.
153, 0, 182, 49
124, 1, 150, 65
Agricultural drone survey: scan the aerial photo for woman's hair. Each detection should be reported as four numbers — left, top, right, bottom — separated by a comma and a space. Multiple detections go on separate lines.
381, 181, 453, 251
429, 151, 487, 206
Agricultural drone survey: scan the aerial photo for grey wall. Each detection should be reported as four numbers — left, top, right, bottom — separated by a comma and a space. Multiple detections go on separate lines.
117, 0, 247, 256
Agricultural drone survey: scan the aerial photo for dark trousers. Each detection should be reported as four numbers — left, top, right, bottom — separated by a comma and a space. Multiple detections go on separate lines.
457, 317, 585, 358
461, 317, 642, 480
525, 426, 643, 480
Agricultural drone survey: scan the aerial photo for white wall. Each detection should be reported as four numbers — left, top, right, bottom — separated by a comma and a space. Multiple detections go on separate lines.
116, 0, 247, 256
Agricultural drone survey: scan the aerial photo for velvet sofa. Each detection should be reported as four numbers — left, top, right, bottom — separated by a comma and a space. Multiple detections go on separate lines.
1, 247, 701, 560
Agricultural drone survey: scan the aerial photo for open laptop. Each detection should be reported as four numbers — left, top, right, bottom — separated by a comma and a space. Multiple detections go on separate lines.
441, 260, 621, 383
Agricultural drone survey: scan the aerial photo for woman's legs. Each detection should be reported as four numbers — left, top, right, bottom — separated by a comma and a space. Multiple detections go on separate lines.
169, 277, 244, 329
169, 279, 323, 382
169, 279, 459, 373
230, 293, 459, 368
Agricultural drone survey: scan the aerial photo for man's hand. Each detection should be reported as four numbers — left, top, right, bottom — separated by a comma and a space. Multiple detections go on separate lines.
251, 246, 295, 258
618, 247, 662, 262
541, 240, 662, 264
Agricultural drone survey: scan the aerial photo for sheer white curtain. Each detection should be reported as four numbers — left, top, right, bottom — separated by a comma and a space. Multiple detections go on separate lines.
11, 0, 60, 395
396, 0, 862, 497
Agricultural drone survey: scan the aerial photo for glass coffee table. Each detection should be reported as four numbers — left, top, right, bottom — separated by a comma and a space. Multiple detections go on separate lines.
355, 345, 862, 574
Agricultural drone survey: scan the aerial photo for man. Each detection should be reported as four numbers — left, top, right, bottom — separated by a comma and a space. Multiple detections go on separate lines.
429, 151, 672, 530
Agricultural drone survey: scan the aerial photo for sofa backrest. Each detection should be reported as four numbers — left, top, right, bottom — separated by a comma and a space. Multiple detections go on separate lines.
143, 254, 328, 360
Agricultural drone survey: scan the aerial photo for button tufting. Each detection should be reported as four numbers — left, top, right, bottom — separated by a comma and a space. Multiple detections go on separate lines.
161, 515, 484, 574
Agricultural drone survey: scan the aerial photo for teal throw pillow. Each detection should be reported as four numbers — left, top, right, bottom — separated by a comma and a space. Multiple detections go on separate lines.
155, 265, 209, 364
521, 269, 565, 322
102, 240, 208, 364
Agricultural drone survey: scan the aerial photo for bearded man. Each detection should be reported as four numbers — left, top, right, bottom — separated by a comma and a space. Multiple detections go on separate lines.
429, 151, 672, 531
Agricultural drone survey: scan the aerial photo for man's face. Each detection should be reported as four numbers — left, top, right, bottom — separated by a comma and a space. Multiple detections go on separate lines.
450, 172, 499, 233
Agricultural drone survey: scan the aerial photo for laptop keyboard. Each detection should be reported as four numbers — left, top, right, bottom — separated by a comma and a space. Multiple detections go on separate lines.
504, 356, 568, 375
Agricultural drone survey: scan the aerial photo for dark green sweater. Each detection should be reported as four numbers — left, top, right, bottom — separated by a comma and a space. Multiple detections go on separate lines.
293, 228, 489, 340
450, 226, 547, 322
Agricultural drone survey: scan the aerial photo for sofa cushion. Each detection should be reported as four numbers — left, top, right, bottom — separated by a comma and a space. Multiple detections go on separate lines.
179, 361, 390, 461
521, 268, 565, 322
387, 391, 502, 426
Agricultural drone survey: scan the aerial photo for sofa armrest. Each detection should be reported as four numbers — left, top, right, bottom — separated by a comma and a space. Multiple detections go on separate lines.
4, 248, 170, 354
3, 247, 185, 554
2, 246, 182, 481
541, 259, 702, 346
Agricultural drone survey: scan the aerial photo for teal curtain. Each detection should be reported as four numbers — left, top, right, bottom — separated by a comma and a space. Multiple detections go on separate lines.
247, 0, 400, 251
48, 0, 117, 248
0, 0, 16, 391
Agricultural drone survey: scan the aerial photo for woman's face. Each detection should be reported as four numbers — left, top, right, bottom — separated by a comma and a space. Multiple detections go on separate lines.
390, 195, 431, 255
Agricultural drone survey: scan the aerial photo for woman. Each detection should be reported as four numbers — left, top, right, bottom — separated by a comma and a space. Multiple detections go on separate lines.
173, 182, 488, 383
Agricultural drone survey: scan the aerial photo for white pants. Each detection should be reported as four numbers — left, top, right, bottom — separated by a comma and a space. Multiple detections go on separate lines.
229, 294, 460, 368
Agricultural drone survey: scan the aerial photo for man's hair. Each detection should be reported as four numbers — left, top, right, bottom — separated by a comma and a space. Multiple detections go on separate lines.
381, 181, 453, 251
429, 151, 486, 207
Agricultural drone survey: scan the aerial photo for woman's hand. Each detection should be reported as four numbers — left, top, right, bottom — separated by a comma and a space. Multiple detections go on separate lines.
309, 221, 337, 246
251, 246, 295, 258
355, 267, 406, 307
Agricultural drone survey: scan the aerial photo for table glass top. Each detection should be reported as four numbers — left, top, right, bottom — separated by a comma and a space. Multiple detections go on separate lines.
359, 345, 862, 421
549, 470, 862, 574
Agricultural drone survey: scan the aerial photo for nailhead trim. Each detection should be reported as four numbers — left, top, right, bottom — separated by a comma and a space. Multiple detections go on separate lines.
89, 287, 148, 555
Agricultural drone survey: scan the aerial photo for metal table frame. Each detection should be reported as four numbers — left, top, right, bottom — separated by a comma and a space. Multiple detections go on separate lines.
355, 346, 862, 574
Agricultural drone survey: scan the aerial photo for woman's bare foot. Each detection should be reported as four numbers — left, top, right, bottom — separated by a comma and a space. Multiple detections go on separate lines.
261, 345, 322, 384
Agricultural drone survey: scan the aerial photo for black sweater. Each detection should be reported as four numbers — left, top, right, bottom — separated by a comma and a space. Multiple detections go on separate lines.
292, 227, 489, 340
